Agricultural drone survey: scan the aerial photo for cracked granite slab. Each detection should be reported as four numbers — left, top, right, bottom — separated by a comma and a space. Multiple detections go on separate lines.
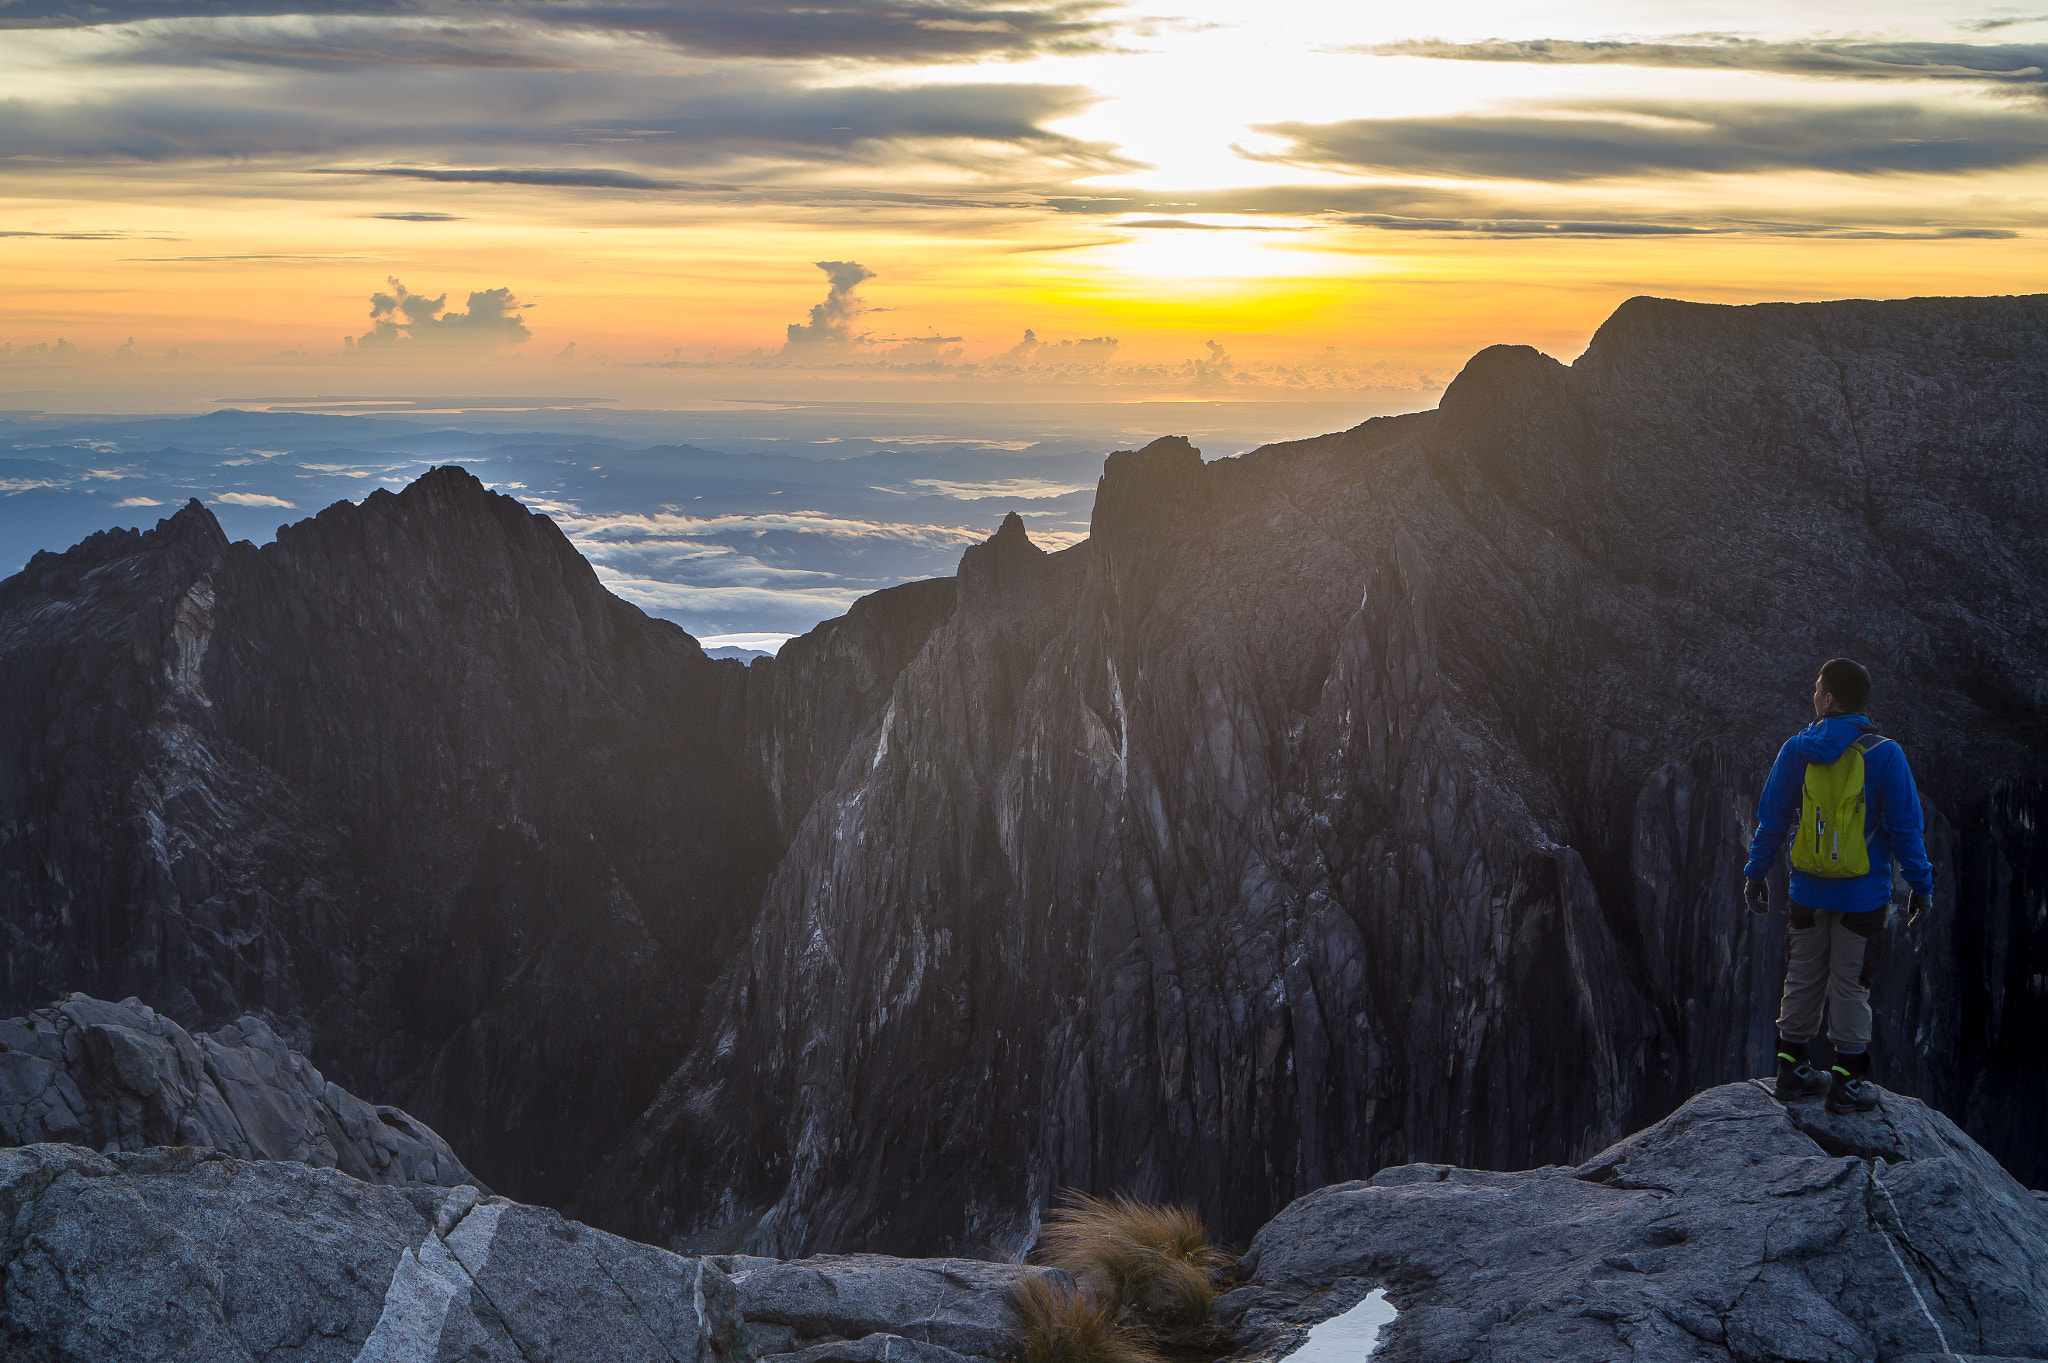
1217, 1082, 2048, 1363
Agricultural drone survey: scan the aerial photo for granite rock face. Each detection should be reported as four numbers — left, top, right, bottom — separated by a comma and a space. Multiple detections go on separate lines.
0, 1141, 748, 1362
0, 468, 779, 1207
1218, 1081, 2048, 1363
589, 294, 2048, 1255
0, 993, 478, 1189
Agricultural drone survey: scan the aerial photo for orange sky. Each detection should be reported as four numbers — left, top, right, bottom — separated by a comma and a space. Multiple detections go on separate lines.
5, 0, 2045, 409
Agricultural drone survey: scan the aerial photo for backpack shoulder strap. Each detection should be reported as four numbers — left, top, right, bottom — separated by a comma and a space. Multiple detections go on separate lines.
1853, 733, 1889, 755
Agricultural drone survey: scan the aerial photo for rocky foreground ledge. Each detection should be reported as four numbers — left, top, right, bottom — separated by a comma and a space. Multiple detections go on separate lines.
1, 1000, 2044, 1361
1221, 1083, 2048, 1363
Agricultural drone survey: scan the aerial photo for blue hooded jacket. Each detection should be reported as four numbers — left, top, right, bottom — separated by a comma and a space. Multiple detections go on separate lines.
1744, 713, 1934, 914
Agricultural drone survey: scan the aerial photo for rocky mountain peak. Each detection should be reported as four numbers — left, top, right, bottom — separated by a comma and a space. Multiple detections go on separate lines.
956, 510, 1048, 603
1090, 434, 1203, 539
1435, 342, 1570, 419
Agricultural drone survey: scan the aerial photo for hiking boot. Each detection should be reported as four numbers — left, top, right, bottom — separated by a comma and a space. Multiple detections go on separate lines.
1775, 1057, 1829, 1100
1826, 1053, 1880, 1114
1772, 1040, 1828, 1100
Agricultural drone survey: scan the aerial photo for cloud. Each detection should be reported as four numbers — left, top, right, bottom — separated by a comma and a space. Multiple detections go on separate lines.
2, 0, 1118, 65
1120, 217, 1295, 231
1337, 213, 2015, 239
8, 40, 1126, 206
992, 329, 1120, 365
1360, 37, 2048, 91
784, 261, 877, 351
1044, 183, 2020, 239
347, 276, 532, 350
594, 576, 872, 635
558, 506, 986, 551
1965, 14, 2048, 33
214, 491, 295, 507
368, 211, 464, 221
1252, 102, 2048, 180
0, 230, 178, 240
323, 167, 711, 191
538, 0, 1115, 63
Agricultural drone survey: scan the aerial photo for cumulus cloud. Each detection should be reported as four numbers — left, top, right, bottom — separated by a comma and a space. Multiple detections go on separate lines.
347, 276, 531, 350
1251, 102, 2048, 180
784, 261, 876, 351
993, 329, 1119, 365
214, 491, 296, 506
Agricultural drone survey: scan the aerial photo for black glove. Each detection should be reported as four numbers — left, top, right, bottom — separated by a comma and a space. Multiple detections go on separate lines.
1908, 892, 1931, 927
1746, 880, 1770, 916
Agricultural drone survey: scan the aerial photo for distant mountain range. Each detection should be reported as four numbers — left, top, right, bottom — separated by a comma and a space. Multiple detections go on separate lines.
2, 294, 2043, 1256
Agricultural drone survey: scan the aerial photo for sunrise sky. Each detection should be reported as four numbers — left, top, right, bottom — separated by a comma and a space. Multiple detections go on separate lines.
5, 0, 2045, 409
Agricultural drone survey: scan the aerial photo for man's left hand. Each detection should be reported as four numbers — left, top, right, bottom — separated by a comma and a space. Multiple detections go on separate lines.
1746, 880, 1770, 916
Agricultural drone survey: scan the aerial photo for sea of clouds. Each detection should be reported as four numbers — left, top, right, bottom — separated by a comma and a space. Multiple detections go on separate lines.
0, 399, 1394, 651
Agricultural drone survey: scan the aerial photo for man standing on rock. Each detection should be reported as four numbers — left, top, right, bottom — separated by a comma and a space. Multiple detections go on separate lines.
1745, 658, 1934, 1114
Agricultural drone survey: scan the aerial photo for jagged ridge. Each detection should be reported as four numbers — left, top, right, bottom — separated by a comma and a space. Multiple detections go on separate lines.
582, 293, 2048, 1256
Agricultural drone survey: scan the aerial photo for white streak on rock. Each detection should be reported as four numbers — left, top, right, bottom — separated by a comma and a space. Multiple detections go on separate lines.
353, 1238, 469, 1363
445, 1199, 510, 1279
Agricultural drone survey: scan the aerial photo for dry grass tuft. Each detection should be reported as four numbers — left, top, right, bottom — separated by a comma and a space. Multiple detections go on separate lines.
1012, 1275, 1164, 1363
1034, 1193, 1231, 1328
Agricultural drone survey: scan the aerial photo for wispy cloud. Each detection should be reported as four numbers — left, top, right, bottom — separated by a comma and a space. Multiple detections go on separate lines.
8, 43, 1126, 210
1252, 102, 2048, 180
3, 0, 1119, 65
321, 167, 714, 191
1360, 37, 2048, 91
0, 229, 179, 240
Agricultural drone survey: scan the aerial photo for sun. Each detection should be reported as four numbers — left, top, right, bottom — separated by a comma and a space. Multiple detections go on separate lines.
1084, 218, 1368, 285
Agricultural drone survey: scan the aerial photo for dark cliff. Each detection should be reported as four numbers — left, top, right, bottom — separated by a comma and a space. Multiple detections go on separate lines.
3, 294, 2045, 1260
579, 293, 2048, 1255
0, 468, 780, 1205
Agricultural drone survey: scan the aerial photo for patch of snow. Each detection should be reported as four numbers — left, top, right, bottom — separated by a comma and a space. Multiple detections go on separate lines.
1286, 1288, 1398, 1363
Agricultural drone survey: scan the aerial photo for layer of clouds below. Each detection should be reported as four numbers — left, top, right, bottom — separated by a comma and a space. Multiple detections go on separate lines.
0, 407, 1144, 638
3, 0, 1116, 65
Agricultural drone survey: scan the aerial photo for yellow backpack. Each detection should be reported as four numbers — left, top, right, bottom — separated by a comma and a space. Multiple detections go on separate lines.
1792, 733, 1888, 878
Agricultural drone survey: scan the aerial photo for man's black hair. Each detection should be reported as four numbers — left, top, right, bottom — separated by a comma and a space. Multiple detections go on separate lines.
1819, 657, 1872, 713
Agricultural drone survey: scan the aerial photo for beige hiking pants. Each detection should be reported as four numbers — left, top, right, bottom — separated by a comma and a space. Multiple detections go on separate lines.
1776, 905, 1886, 1048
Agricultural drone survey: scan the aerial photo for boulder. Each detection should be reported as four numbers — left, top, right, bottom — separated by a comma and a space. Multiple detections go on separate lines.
717, 1253, 1072, 1362
0, 994, 479, 1189
0, 1142, 746, 1362
1218, 1081, 2048, 1363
